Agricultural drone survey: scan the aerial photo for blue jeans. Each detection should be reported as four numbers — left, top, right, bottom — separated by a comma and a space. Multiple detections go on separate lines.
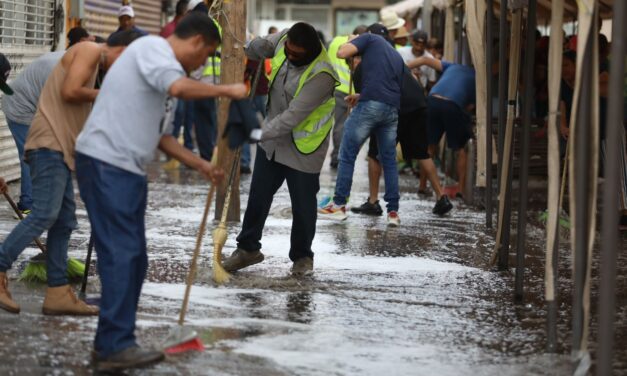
7, 119, 33, 210
334, 100, 400, 212
194, 98, 217, 161
171, 99, 194, 150
0, 149, 76, 287
241, 95, 267, 168
76, 153, 148, 357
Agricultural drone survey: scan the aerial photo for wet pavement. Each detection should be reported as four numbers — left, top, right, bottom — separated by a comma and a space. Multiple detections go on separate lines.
0, 147, 625, 375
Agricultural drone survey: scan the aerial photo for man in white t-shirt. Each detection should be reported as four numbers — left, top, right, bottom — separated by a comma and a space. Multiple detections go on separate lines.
75, 13, 246, 372
398, 30, 437, 91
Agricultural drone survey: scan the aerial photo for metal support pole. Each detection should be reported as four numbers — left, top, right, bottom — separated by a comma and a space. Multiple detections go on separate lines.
456, 5, 463, 64
572, 29, 593, 360
514, 0, 536, 303
496, 0, 508, 228
597, 1, 627, 374
485, 0, 494, 228
423, 0, 433, 37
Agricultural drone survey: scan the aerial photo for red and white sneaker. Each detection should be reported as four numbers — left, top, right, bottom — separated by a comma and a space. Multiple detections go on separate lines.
387, 211, 400, 227
318, 202, 348, 221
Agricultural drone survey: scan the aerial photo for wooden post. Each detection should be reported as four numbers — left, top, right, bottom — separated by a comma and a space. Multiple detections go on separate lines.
214, 0, 246, 221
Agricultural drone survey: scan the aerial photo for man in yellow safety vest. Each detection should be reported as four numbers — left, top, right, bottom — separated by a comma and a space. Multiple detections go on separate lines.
222, 22, 338, 276
326, 25, 367, 169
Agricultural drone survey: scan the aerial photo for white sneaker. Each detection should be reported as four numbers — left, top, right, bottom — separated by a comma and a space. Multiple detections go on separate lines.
387, 211, 400, 227
318, 202, 348, 221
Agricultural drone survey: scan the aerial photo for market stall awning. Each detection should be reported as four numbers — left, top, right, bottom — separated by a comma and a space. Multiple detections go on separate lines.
381, 0, 450, 18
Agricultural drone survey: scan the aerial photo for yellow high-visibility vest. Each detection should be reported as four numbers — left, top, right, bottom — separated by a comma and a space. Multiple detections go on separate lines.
269, 36, 339, 155
327, 35, 352, 95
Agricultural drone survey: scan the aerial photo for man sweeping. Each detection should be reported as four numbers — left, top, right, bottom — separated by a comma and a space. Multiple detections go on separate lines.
0, 31, 141, 315
221, 22, 337, 276
74, 13, 245, 371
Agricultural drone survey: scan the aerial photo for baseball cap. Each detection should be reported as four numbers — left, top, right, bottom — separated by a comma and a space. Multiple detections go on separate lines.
0, 53, 13, 95
187, 0, 204, 11
412, 30, 428, 44
366, 23, 389, 38
117, 5, 134, 18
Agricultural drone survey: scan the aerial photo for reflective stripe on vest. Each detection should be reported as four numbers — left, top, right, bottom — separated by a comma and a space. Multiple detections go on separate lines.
202, 55, 221, 83
327, 35, 351, 94
269, 36, 339, 155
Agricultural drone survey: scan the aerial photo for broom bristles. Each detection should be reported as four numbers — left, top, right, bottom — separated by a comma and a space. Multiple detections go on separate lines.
164, 337, 205, 354
19, 257, 86, 283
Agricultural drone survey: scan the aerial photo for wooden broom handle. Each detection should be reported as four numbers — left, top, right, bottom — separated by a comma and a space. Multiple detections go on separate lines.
2, 192, 46, 253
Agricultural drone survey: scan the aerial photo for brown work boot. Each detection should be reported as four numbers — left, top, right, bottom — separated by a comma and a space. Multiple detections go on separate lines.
0, 272, 20, 314
222, 248, 264, 272
291, 257, 314, 277
42, 285, 99, 316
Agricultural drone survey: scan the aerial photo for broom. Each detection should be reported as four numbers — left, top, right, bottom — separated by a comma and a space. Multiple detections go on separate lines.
211, 148, 240, 285
211, 60, 265, 284
162, 182, 216, 354
3, 192, 85, 283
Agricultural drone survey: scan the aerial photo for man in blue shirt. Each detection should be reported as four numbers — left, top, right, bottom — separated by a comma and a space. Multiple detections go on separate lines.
319, 23, 404, 226
408, 57, 476, 198
112, 5, 148, 37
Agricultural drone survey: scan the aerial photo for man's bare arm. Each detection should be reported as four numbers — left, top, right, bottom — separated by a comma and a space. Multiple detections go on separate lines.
407, 56, 443, 72
168, 78, 247, 100
61, 43, 100, 103
337, 42, 359, 59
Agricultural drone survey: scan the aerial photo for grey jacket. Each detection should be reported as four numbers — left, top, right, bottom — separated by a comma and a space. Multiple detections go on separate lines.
246, 30, 336, 174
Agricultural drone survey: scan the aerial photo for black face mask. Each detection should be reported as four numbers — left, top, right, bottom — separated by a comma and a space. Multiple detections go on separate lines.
284, 48, 316, 67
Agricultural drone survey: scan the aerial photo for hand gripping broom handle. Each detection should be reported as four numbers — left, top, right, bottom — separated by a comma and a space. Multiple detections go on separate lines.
178, 183, 216, 326
3, 192, 46, 253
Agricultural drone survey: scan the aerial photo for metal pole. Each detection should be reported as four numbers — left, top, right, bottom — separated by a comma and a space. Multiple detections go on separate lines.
514, 0, 536, 302
423, 0, 433, 37
485, 0, 493, 228
597, 1, 627, 374
496, 0, 508, 228
456, 5, 463, 64
572, 29, 593, 359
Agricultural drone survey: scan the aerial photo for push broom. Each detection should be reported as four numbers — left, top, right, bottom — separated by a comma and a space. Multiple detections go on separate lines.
3, 192, 85, 283
162, 182, 216, 354
212, 60, 265, 284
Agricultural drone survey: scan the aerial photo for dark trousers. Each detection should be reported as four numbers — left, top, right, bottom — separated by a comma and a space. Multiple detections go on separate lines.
76, 153, 148, 357
194, 98, 217, 161
236, 148, 319, 262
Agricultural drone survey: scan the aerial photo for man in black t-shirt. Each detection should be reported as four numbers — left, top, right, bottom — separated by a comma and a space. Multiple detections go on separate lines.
349, 58, 453, 216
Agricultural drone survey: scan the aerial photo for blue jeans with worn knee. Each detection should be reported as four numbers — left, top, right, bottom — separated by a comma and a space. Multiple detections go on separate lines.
334, 100, 400, 212
76, 153, 148, 357
0, 149, 76, 287
7, 119, 33, 211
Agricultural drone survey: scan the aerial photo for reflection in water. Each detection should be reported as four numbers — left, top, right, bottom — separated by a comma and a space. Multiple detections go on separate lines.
286, 291, 313, 324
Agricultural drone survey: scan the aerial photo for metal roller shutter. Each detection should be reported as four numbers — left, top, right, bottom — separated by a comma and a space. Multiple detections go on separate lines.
83, 0, 119, 38
0, 0, 55, 182
84, 0, 161, 38
132, 0, 161, 35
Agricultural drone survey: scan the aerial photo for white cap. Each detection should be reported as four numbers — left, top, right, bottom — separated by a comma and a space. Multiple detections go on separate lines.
117, 5, 134, 18
186, 0, 204, 11
380, 10, 405, 31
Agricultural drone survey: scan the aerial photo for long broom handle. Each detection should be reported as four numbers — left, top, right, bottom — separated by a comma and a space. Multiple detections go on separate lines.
2, 192, 46, 253
80, 235, 95, 297
178, 183, 216, 326
558, 137, 570, 210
